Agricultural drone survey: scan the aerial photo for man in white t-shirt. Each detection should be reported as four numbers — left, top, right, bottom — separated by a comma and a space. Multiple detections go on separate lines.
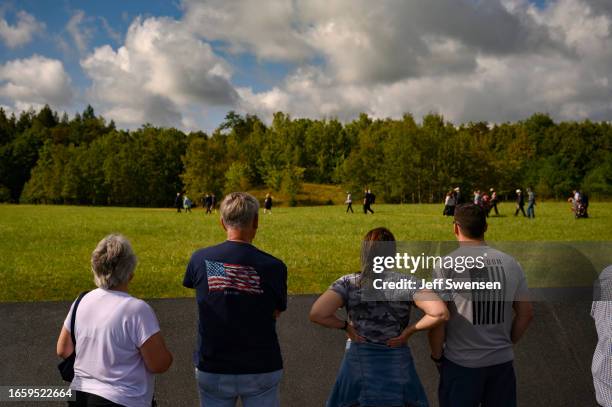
57, 234, 173, 407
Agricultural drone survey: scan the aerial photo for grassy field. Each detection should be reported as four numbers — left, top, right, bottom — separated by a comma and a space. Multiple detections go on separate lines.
1, 202, 611, 302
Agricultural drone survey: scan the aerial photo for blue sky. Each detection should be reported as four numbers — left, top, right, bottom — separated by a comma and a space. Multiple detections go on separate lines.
0, 0, 298, 128
1, 0, 611, 130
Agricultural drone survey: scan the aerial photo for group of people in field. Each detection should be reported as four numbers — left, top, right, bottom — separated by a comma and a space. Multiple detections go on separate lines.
443, 187, 502, 217
513, 188, 536, 218
175, 191, 274, 216
175, 192, 194, 213
345, 189, 376, 214
64, 192, 606, 407
174, 192, 217, 214
175, 192, 196, 213
569, 189, 590, 218
443, 186, 592, 220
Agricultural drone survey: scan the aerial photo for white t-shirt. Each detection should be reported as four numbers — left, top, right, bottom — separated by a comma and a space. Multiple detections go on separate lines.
63, 288, 160, 407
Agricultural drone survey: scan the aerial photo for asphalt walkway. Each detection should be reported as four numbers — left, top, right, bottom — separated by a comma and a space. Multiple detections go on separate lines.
0, 295, 598, 406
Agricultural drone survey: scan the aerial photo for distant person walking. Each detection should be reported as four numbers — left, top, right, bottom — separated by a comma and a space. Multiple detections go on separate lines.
592, 265, 612, 407
453, 187, 463, 205
363, 189, 375, 214
526, 188, 536, 219
490, 188, 499, 216
473, 189, 482, 206
514, 189, 526, 217
264, 193, 273, 214
204, 194, 213, 214
345, 192, 354, 213
582, 191, 590, 217
443, 191, 456, 216
310, 227, 448, 407
184, 195, 193, 213
175, 192, 183, 213
574, 189, 582, 207
429, 204, 534, 407
183, 192, 287, 407
56, 234, 173, 407
481, 192, 491, 217
210, 193, 217, 214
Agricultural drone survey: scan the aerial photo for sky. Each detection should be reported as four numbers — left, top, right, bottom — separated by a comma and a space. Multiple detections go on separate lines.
1, 0, 612, 131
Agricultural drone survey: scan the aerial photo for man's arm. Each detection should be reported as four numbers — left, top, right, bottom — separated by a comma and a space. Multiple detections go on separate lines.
183, 258, 198, 289
274, 263, 288, 317
428, 323, 445, 359
511, 300, 534, 344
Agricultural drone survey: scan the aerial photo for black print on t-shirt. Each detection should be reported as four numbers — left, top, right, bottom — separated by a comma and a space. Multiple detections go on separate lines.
470, 265, 506, 325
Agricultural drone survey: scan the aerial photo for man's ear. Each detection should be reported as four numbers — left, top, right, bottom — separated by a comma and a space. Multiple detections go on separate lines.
253, 213, 259, 230
453, 223, 460, 237
220, 217, 228, 232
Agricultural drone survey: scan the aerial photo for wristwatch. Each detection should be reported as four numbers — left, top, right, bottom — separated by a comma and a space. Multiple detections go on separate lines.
340, 320, 349, 330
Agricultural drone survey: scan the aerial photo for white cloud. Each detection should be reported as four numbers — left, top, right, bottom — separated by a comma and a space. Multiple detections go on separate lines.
8, 0, 612, 129
182, 0, 313, 61
81, 17, 239, 128
0, 55, 73, 109
0, 10, 44, 48
537, 0, 611, 57
227, 0, 612, 124
66, 10, 94, 53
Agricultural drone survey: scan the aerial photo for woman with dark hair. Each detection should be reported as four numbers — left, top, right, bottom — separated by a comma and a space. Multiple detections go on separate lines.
310, 227, 449, 407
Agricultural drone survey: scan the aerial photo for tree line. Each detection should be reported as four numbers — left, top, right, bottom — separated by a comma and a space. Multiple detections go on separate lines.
0, 105, 610, 207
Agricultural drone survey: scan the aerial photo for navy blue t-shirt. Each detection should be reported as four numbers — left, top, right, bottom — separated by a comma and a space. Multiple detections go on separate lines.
183, 240, 288, 374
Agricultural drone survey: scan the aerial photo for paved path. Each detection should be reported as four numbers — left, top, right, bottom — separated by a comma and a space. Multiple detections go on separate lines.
0, 296, 598, 406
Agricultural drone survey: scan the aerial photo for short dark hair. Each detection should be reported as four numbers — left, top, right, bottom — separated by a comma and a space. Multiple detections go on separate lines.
454, 204, 487, 239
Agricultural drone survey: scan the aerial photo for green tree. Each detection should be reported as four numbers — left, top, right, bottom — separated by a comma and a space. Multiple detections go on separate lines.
224, 162, 251, 193
281, 165, 305, 206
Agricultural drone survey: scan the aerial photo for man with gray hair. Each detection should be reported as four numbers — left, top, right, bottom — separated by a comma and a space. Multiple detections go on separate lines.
183, 192, 288, 407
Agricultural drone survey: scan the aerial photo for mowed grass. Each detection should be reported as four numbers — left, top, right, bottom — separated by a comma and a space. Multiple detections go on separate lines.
1, 202, 611, 302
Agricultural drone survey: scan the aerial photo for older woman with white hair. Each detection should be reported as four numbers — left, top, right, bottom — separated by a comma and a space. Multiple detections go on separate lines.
57, 234, 172, 407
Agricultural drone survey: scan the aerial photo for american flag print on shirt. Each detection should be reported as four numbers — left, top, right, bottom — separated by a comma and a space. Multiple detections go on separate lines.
205, 260, 263, 294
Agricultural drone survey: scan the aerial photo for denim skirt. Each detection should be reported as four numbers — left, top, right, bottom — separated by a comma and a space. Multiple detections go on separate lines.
326, 341, 429, 407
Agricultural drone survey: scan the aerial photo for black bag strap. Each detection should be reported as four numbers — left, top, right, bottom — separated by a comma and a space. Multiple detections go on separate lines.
69, 291, 90, 347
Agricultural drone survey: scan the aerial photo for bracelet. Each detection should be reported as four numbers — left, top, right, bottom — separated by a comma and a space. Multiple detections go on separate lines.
430, 354, 443, 363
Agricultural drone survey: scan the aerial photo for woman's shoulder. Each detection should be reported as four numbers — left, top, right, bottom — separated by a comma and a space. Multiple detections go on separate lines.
123, 295, 155, 315
95, 289, 155, 316
330, 273, 361, 290
336, 272, 360, 283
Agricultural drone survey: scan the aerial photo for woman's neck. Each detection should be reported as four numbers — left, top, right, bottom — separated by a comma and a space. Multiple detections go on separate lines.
109, 283, 129, 293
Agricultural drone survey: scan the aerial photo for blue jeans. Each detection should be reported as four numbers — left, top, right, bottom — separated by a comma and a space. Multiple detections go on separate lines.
527, 203, 535, 218
195, 368, 282, 407
327, 341, 428, 407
